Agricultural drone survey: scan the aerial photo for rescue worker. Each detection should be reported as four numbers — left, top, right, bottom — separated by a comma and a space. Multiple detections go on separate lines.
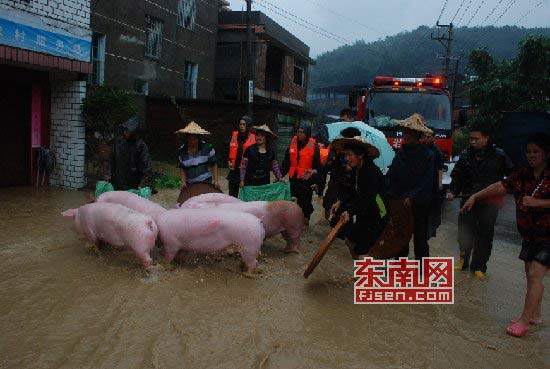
106, 116, 153, 191
282, 124, 321, 225
227, 116, 256, 197
447, 122, 514, 278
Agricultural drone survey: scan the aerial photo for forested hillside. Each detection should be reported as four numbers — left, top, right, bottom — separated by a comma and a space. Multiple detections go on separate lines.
309, 26, 550, 90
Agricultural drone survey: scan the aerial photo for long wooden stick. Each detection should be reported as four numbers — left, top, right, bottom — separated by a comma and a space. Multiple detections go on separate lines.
303, 215, 348, 279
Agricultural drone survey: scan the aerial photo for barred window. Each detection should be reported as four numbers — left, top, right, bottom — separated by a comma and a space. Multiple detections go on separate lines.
178, 0, 196, 31
183, 61, 198, 99
293, 60, 305, 87
145, 15, 163, 59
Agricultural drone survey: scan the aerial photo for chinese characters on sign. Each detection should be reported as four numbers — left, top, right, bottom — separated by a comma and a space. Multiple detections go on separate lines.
0, 16, 91, 62
354, 257, 454, 304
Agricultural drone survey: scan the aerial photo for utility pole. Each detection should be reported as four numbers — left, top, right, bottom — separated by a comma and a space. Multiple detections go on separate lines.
431, 21, 454, 79
245, 0, 254, 118
450, 53, 462, 109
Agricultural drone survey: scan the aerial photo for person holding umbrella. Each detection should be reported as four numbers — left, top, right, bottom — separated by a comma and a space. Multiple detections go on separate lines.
239, 125, 282, 187
175, 121, 219, 189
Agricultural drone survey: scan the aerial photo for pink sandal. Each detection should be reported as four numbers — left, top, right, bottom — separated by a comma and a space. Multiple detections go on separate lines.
506, 322, 529, 337
511, 317, 543, 325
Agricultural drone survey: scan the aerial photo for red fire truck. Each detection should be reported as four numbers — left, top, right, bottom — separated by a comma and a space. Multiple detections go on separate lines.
351, 75, 453, 160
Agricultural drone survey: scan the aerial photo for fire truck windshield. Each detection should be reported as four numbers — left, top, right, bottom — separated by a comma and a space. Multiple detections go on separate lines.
366, 92, 451, 130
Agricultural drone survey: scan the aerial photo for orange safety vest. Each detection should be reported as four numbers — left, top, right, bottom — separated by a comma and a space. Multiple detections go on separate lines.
229, 131, 256, 169
289, 136, 316, 178
319, 144, 330, 165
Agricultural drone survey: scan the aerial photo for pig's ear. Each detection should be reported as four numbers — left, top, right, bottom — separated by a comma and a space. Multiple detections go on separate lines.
175, 203, 181, 209
61, 209, 77, 217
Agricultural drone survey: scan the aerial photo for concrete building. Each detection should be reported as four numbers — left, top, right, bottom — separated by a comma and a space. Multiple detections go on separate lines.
0, 0, 92, 188
90, 0, 221, 116
146, 10, 315, 163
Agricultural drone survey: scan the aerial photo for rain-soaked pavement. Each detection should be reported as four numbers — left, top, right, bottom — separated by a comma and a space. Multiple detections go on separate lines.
0, 183, 548, 369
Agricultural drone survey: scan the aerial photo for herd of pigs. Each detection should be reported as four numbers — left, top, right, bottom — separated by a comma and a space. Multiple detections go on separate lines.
62, 192, 305, 274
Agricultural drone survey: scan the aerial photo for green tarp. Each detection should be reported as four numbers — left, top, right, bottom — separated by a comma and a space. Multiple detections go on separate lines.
238, 181, 292, 202
95, 181, 152, 199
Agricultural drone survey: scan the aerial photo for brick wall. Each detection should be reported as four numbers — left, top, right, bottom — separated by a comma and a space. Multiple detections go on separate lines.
0, 0, 90, 29
50, 80, 86, 189
281, 55, 307, 102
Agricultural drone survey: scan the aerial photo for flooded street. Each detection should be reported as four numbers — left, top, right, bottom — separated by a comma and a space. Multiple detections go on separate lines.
0, 186, 548, 369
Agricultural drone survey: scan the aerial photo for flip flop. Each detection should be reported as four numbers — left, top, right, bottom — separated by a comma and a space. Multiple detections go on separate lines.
506, 322, 529, 337
510, 317, 543, 325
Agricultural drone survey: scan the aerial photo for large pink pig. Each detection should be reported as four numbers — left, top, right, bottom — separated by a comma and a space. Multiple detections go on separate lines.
62, 202, 158, 268
180, 200, 304, 252
178, 193, 243, 207
156, 209, 265, 273
96, 191, 166, 221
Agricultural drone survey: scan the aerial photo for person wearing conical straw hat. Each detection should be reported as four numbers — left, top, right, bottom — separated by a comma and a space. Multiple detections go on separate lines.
386, 113, 436, 260
175, 121, 219, 189
328, 135, 388, 259
240, 124, 282, 187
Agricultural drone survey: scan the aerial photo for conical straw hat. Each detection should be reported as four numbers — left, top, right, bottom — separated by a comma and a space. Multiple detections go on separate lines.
392, 114, 433, 134
174, 121, 211, 135
251, 124, 277, 138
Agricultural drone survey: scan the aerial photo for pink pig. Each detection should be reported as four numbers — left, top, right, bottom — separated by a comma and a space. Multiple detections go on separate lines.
62, 202, 158, 268
156, 209, 265, 273
96, 191, 166, 221
178, 193, 243, 208
180, 200, 304, 252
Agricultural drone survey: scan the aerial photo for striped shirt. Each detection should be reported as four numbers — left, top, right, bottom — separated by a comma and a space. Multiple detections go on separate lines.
177, 141, 217, 184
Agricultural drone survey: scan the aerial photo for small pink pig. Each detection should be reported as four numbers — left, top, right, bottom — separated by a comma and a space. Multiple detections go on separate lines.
178, 193, 243, 208
96, 191, 166, 221
62, 202, 158, 268
180, 200, 304, 252
156, 209, 265, 273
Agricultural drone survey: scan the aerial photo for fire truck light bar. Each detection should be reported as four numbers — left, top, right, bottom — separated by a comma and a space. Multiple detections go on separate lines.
374, 76, 445, 87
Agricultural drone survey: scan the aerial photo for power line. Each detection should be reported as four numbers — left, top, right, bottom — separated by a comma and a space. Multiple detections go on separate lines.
471, 0, 520, 47
514, 1, 544, 25
253, 0, 351, 45
437, 0, 450, 23
455, 0, 474, 26
255, 0, 351, 43
464, 0, 487, 27
451, 0, 467, 23
460, 0, 506, 48
302, 0, 384, 37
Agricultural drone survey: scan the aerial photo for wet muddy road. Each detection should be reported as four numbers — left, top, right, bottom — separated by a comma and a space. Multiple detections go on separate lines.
0, 187, 548, 369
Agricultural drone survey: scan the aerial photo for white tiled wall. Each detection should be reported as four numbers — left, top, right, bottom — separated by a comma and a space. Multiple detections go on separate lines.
0, 0, 90, 29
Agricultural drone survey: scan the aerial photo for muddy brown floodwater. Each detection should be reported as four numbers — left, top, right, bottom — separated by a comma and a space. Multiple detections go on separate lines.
0, 185, 548, 369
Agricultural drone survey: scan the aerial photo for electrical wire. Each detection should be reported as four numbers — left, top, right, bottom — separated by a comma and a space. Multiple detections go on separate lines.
437, 0, 450, 23
455, 0, 474, 26
464, 0, 487, 27
451, 0, 467, 23
513, 1, 544, 25
471, 0, 520, 47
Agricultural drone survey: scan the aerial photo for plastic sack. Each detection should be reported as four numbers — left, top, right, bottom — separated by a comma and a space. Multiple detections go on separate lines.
94, 181, 152, 200
238, 181, 291, 202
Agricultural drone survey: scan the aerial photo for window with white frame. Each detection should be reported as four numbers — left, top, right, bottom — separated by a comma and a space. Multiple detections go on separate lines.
145, 15, 163, 59
134, 79, 149, 95
183, 61, 198, 99
293, 60, 305, 87
178, 0, 196, 31
88, 32, 106, 86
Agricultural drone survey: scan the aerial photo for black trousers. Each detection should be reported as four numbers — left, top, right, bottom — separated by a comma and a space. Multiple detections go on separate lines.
227, 170, 240, 198
290, 178, 314, 219
457, 201, 499, 273
398, 202, 431, 260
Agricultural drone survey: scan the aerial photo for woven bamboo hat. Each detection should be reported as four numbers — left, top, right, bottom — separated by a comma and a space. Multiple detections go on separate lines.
174, 121, 211, 135
331, 136, 380, 159
392, 113, 433, 134
251, 124, 278, 139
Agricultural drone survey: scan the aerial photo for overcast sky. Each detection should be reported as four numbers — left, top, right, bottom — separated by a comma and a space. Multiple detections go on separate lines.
227, 0, 550, 57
